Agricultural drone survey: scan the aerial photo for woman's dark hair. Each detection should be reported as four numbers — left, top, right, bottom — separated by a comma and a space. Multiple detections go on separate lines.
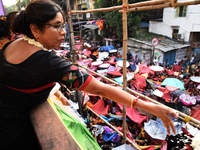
12, 0, 64, 38
6, 11, 18, 29
0, 20, 10, 39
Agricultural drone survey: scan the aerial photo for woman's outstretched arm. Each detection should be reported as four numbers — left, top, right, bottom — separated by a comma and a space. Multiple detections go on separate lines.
82, 77, 178, 135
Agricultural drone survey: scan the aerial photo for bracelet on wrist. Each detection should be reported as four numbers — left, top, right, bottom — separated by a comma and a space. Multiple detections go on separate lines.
131, 96, 139, 108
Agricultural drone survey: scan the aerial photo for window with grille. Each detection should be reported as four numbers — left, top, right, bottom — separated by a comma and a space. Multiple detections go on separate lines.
176, 6, 187, 17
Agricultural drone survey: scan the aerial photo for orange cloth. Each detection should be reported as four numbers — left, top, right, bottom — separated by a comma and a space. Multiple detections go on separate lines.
86, 102, 93, 108
95, 20, 105, 31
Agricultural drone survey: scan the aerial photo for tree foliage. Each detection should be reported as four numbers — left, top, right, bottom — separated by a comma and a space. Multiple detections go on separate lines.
94, 0, 144, 39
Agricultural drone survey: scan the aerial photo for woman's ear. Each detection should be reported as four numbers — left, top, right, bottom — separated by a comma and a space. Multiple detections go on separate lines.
30, 24, 39, 39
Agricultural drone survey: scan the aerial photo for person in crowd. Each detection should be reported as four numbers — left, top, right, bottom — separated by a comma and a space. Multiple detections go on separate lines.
179, 59, 184, 66
0, 19, 10, 49
127, 50, 133, 62
134, 54, 139, 64
174, 60, 178, 65
138, 59, 143, 65
135, 132, 147, 146
5, 11, 19, 41
97, 134, 105, 147
190, 54, 195, 65
0, 1, 177, 149
153, 56, 160, 66
163, 59, 170, 68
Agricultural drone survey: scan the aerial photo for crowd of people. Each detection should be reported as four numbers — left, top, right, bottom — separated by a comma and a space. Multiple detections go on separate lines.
67, 47, 200, 149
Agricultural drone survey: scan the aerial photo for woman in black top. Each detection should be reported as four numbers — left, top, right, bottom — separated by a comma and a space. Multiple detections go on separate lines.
0, 0, 177, 149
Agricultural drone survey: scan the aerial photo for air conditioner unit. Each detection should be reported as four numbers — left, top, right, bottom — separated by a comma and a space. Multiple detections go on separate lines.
87, 4, 90, 8
177, 33, 182, 39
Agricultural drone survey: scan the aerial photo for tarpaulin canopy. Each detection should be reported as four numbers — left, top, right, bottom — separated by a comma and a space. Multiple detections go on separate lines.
54, 103, 101, 150
117, 104, 147, 125
161, 78, 185, 90
173, 65, 182, 72
91, 99, 109, 116
0, 0, 5, 16
144, 119, 167, 140
112, 144, 137, 150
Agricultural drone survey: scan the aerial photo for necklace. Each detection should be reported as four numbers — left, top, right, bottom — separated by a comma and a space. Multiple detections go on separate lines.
22, 35, 48, 51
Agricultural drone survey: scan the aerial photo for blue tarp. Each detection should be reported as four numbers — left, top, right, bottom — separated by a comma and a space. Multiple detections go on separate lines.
161, 78, 185, 90
140, 22, 149, 28
99, 46, 114, 52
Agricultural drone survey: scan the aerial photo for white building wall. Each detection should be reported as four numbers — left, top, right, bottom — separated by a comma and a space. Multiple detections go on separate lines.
149, 0, 200, 42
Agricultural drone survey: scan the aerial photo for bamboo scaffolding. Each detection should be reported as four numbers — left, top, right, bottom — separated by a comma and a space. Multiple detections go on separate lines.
77, 63, 200, 129
119, 3, 171, 12
67, 0, 76, 63
175, 0, 200, 7
122, 0, 128, 143
70, 0, 200, 14
119, 0, 200, 13
70, 0, 169, 14
86, 106, 141, 150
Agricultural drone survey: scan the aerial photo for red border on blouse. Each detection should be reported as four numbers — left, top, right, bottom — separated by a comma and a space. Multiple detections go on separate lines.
78, 75, 93, 91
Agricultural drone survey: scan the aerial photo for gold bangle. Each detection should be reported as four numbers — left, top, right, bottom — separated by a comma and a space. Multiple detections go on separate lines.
56, 92, 62, 100
132, 96, 139, 108
131, 95, 134, 108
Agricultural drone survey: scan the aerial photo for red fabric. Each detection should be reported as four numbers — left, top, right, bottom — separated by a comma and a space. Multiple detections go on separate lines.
83, 51, 91, 57
191, 107, 200, 121
142, 145, 155, 150
157, 86, 178, 102
139, 66, 150, 74
130, 80, 144, 91
157, 86, 171, 102
107, 71, 122, 76
75, 45, 82, 50
117, 103, 147, 125
131, 80, 144, 91
135, 74, 146, 88
91, 99, 109, 116
149, 67, 155, 75
173, 65, 182, 72
148, 137, 167, 150
165, 85, 179, 92
116, 111, 123, 115
166, 70, 174, 76
5, 82, 55, 94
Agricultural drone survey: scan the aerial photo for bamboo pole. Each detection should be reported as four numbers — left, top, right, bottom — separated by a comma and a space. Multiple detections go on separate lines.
175, 0, 200, 7
70, 0, 169, 14
67, 0, 76, 63
119, 3, 171, 13
118, 0, 200, 13
76, 63, 200, 129
122, 0, 128, 143
86, 106, 141, 150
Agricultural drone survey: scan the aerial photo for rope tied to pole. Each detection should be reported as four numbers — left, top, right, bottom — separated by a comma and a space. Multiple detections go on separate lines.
183, 115, 192, 123
122, 4, 129, 12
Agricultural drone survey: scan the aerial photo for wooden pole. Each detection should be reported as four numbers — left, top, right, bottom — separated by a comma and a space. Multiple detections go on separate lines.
25, 0, 27, 7
119, 3, 171, 13
122, 0, 128, 144
69, 0, 200, 14
19, 0, 21, 11
87, 106, 141, 150
67, 0, 76, 63
175, 0, 200, 7
76, 63, 200, 129
71, 0, 169, 14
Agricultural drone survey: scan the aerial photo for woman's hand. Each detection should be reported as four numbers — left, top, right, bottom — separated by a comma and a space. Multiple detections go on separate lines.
60, 96, 70, 106
149, 104, 178, 135
54, 90, 70, 106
